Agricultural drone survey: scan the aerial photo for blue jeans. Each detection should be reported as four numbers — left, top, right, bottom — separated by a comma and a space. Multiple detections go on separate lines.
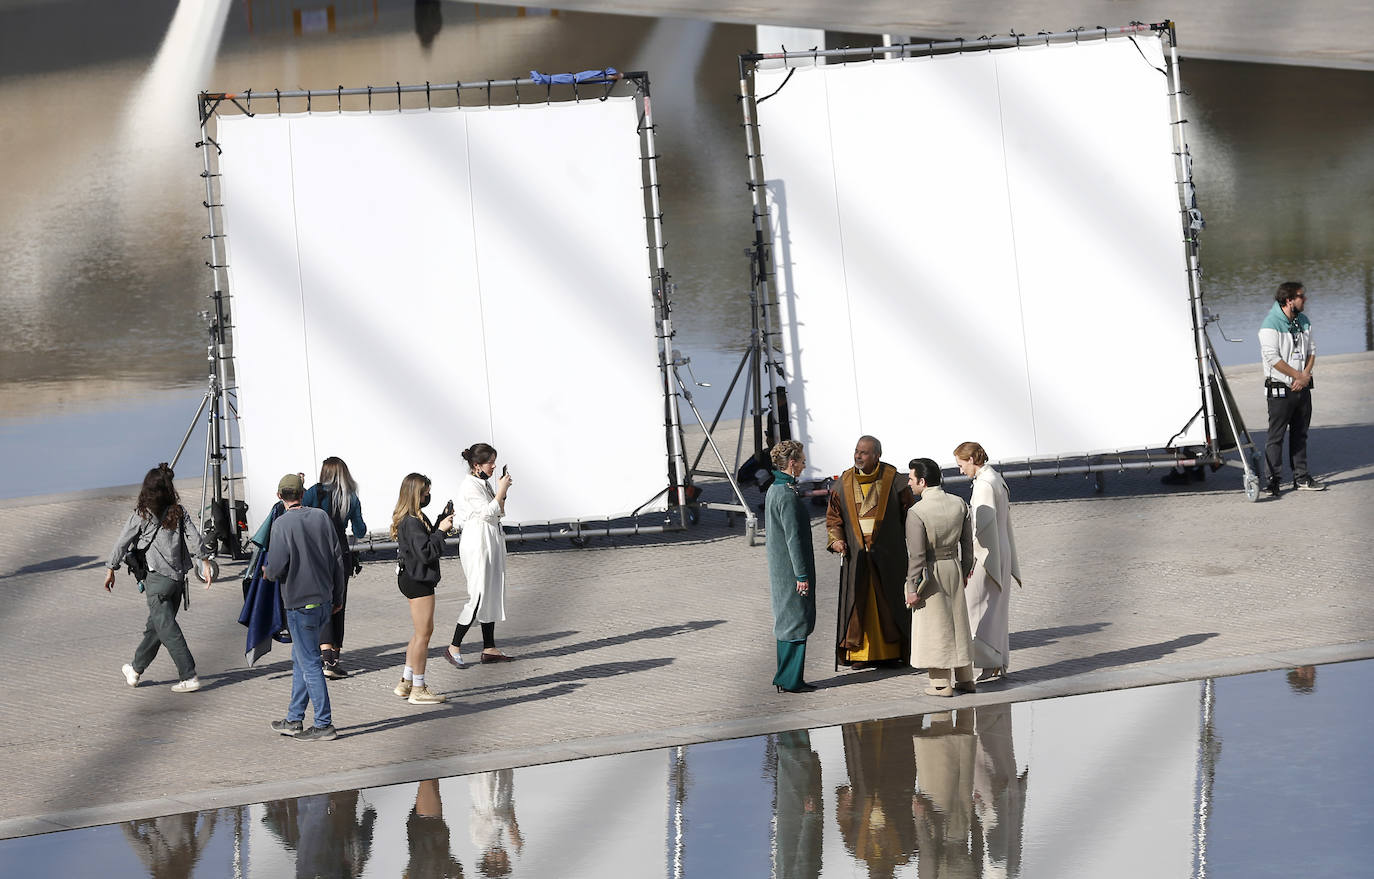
286, 604, 332, 727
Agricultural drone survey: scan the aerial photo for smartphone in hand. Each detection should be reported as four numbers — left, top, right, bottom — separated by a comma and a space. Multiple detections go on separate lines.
501, 465, 509, 478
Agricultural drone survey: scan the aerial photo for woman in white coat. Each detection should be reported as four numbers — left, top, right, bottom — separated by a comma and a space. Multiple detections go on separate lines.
953, 441, 1021, 682
444, 443, 515, 666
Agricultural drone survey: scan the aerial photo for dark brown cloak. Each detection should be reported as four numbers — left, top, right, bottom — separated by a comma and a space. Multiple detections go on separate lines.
826, 462, 915, 666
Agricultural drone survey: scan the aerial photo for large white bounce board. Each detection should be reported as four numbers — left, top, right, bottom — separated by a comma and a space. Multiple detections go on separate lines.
755, 36, 1203, 478
217, 98, 669, 532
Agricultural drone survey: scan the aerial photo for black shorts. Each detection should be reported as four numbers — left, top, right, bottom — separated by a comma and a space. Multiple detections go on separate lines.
397, 571, 436, 600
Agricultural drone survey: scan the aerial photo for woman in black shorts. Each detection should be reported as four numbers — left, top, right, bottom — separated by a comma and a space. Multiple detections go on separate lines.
391, 472, 453, 706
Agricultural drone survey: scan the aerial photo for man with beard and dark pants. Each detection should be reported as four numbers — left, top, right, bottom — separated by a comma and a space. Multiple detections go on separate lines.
1258, 281, 1324, 497
826, 435, 915, 670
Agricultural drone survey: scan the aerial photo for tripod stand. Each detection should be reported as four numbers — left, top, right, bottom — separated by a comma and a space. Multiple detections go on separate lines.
168, 308, 247, 575
669, 350, 759, 543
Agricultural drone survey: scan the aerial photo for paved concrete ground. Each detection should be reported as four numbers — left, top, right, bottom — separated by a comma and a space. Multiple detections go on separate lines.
1, 355, 1370, 839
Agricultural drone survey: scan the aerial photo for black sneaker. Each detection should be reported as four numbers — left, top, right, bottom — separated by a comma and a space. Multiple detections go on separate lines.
271, 719, 303, 736
1266, 479, 1281, 498
297, 724, 338, 742
322, 660, 350, 680
1293, 475, 1326, 492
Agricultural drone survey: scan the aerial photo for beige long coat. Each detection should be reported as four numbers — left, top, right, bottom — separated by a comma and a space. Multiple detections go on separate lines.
966, 466, 1021, 669
904, 486, 975, 669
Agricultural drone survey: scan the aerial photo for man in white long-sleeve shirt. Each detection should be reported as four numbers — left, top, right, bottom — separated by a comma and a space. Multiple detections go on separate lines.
1258, 281, 1324, 497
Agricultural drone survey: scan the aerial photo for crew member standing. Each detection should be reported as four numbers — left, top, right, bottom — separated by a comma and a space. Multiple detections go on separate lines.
826, 435, 915, 669
265, 474, 346, 741
1259, 281, 1324, 496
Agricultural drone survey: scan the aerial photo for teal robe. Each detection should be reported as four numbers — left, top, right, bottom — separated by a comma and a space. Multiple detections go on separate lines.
767, 470, 818, 641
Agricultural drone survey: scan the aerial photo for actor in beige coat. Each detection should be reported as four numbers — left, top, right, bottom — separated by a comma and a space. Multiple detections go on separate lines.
904, 458, 976, 696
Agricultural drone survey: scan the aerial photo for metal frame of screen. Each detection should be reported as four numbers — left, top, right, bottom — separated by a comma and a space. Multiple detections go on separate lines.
735, 22, 1263, 500
194, 73, 713, 552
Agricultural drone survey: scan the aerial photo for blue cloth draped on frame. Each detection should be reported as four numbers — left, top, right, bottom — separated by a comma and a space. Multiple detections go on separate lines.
529, 67, 619, 85
238, 502, 290, 665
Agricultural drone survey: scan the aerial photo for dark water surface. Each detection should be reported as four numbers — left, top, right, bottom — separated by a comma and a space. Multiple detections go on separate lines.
1, 0, 1371, 497
2, 661, 1370, 877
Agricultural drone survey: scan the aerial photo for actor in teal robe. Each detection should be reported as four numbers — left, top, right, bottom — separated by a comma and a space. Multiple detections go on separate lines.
767, 441, 818, 693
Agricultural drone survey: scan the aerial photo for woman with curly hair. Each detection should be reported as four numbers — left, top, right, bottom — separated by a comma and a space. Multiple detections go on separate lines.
102, 464, 213, 692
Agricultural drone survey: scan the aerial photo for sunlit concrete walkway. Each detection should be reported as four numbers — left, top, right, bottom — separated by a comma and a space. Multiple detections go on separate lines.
1, 354, 1370, 839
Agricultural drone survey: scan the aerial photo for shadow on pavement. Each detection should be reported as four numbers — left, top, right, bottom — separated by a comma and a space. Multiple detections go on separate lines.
1011, 621, 1111, 651
512, 619, 727, 662
0, 554, 102, 579
341, 657, 677, 737
1016, 632, 1219, 683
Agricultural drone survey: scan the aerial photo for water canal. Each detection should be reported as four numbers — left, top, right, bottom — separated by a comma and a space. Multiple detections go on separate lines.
2, 660, 1370, 877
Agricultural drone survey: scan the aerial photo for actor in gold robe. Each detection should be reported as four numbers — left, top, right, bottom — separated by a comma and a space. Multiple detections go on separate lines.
826, 435, 915, 668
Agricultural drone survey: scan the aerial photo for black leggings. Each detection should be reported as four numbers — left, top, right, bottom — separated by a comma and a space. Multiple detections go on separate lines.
320, 580, 347, 647
451, 619, 495, 650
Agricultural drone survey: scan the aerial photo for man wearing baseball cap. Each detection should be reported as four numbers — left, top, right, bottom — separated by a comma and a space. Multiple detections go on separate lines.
264, 472, 346, 741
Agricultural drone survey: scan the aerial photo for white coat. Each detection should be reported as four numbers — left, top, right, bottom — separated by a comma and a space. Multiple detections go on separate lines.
457, 474, 506, 625
965, 465, 1021, 670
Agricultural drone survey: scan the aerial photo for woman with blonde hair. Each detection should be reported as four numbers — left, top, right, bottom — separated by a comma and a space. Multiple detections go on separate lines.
766, 440, 818, 693
445, 443, 514, 666
391, 472, 453, 705
304, 456, 366, 679
953, 441, 1022, 682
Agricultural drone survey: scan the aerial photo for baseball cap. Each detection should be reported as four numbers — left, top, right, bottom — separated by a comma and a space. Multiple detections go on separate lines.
278, 473, 305, 494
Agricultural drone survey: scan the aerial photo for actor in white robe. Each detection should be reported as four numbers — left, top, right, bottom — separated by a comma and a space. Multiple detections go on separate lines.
457, 472, 507, 627
955, 443, 1021, 680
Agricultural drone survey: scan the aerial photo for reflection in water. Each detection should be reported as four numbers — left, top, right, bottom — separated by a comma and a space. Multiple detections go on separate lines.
408, 779, 465, 879
1286, 665, 1317, 694
415, 0, 443, 51
911, 711, 977, 878
837, 707, 1030, 878
772, 730, 822, 879
5, 663, 1366, 876
836, 719, 917, 879
121, 812, 219, 879
469, 770, 523, 878
261, 790, 376, 879
969, 705, 1028, 877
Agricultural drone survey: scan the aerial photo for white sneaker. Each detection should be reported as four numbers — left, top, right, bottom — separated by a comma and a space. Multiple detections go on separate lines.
171, 677, 201, 693
121, 664, 140, 688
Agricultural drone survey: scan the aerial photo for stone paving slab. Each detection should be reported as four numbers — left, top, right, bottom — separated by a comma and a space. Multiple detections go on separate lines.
0, 354, 1370, 839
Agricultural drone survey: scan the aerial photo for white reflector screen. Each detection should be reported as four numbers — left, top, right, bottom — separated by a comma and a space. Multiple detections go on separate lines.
217, 98, 668, 531
757, 37, 1204, 478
